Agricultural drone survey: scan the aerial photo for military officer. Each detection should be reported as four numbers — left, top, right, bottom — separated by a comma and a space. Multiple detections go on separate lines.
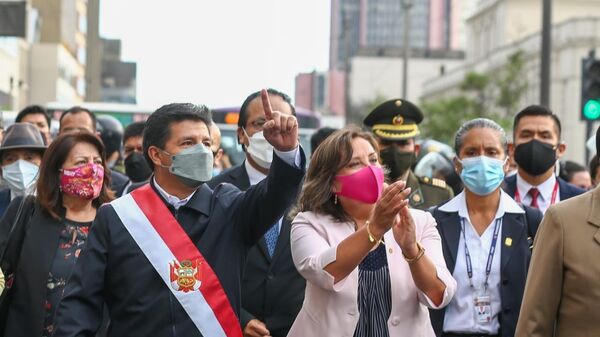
363, 98, 453, 209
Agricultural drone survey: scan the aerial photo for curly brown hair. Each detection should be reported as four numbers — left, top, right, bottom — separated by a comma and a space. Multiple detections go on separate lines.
291, 125, 380, 223
36, 132, 115, 219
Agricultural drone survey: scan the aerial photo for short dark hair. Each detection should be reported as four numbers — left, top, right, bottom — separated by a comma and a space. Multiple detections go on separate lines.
560, 160, 587, 182
143, 103, 212, 168
238, 88, 296, 129
513, 105, 562, 139
36, 132, 114, 219
123, 121, 146, 145
59, 106, 97, 132
310, 127, 337, 154
15, 105, 51, 127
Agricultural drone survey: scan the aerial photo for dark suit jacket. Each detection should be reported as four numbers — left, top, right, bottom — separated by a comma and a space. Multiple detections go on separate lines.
429, 202, 543, 337
0, 197, 66, 337
208, 163, 305, 337
53, 153, 306, 337
0, 188, 11, 219
503, 174, 585, 203
110, 169, 130, 197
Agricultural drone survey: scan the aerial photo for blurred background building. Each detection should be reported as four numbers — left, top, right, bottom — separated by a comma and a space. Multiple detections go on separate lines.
0, 0, 136, 113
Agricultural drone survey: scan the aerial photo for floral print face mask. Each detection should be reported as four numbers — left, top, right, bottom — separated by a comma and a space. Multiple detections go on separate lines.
60, 163, 104, 200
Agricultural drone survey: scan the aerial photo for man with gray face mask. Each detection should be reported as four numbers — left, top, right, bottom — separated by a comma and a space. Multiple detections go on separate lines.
0, 123, 47, 218
53, 92, 306, 337
208, 88, 305, 337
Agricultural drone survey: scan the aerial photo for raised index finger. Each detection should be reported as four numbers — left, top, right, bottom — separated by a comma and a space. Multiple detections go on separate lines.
261, 89, 274, 120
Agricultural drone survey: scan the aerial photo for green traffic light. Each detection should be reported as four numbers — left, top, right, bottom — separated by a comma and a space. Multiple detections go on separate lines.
584, 99, 600, 120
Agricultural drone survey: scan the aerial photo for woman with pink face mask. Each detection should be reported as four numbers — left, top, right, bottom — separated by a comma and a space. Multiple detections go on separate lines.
0, 132, 114, 337
287, 126, 456, 337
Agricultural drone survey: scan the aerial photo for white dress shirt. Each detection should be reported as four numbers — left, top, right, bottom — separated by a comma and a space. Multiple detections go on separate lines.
516, 173, 559, 214
156, 147, 301, 211
439, 190, 525, 334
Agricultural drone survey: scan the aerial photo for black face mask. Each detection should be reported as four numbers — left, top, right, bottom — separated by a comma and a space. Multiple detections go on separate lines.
514, 139, 557, 176
380, 147, 416, 181
124, 152, 153, 183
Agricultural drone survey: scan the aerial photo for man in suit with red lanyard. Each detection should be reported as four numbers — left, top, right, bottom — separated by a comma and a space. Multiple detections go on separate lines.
503, 105, 584, 213
52, 90, 306, 337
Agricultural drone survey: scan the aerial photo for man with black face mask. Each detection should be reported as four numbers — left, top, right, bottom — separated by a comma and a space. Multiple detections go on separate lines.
122, 121, 152, 183
504, 105, 584, 214
363, 98, 453, 209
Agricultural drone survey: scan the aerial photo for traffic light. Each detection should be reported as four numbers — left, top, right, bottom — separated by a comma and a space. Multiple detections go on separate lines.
581, 54, 600, 121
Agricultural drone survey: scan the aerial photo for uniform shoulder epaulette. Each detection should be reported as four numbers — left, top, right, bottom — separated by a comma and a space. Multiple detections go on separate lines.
418, 176, 448, 189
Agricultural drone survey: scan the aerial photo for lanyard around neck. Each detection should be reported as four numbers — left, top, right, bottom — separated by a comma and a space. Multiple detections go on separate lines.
460, 217, 502, 292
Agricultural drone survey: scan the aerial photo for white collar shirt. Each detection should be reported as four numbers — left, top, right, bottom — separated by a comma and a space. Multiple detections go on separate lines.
439, 190, 525, 334
153, 177, 196, 211
516, 173, 559, 214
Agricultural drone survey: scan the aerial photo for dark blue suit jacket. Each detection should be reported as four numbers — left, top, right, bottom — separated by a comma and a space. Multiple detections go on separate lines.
429, 202, 543, 337
503, 174, 585, 202
53, 152, 306, 337
208, 163, 305, 337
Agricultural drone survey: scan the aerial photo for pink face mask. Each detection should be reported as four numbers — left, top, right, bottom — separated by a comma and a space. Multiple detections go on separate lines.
335, 165, 384, 204
60, 163, 104, 200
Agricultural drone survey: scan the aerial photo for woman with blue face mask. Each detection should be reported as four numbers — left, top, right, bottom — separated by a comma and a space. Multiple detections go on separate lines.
428, 118, 543, 337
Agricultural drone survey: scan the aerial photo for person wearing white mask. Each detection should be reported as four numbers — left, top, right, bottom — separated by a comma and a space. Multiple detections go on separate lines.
208, 88, 304, 337
0, 123, 47, 218
429, 118, 543, 337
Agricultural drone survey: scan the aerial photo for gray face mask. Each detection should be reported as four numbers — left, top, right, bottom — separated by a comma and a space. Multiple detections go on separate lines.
161, 144, 214, 187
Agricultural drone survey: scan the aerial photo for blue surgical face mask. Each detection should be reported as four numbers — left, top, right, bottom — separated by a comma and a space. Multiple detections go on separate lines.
458, 156, 506, 196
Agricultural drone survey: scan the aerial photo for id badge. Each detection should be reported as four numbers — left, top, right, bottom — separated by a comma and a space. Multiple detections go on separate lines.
473, 295, 492, 323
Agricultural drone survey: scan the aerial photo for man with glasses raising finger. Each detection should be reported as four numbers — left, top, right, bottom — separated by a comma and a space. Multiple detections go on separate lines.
208, 89, 305, 337
363, 99, 454, 210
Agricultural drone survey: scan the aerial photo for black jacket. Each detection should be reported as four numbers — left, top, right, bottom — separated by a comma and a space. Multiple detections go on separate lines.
0, 188, 11, 219
429, 202, 543, 337
503, 174, 585, 203
0, 197, 67, 337
53, 152, 306, 337
208, 163, 305, 337
110, 169, 130, 197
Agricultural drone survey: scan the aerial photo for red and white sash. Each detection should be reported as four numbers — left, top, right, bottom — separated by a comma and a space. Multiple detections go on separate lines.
111, 184, 242, 337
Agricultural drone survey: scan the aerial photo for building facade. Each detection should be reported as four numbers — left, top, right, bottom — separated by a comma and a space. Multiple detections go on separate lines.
421, 17, 600, 164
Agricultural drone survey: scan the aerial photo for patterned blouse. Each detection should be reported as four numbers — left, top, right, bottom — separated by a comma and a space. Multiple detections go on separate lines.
353, 243, 392, 337
42, 219, 91, 337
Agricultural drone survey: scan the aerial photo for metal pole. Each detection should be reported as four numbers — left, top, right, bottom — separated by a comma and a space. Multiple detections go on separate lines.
402, 0, 413, 99
540, 0, 552, 107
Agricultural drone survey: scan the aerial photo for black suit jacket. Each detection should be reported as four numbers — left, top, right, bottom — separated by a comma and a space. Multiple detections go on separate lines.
429, 202, 542, 337
503, 174, 585, 203
208, 163, 305, 337
0, 197, 66, 337
0, 188, 11, 219
53, 152, 306, 337
110, 169, 130, 197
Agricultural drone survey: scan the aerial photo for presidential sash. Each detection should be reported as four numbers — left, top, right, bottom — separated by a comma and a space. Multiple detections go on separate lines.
111, 184, 242, 337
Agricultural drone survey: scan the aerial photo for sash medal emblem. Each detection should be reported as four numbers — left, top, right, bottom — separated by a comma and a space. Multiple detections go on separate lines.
170, 259, 202, 292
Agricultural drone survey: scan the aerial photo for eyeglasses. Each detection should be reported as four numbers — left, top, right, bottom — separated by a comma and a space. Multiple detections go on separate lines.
247, 119, 266, 130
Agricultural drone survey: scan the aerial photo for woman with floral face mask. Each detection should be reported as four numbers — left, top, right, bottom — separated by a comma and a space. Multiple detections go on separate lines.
429, 118, 543, 337
287, 126, 456, 337
0, 132, 114, 337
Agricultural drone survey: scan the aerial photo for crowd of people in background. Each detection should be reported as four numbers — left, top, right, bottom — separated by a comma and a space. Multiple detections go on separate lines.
0, 88, 597, 337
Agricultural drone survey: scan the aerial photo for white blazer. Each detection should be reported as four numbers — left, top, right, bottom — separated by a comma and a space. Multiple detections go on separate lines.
287, 209, 457, 337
